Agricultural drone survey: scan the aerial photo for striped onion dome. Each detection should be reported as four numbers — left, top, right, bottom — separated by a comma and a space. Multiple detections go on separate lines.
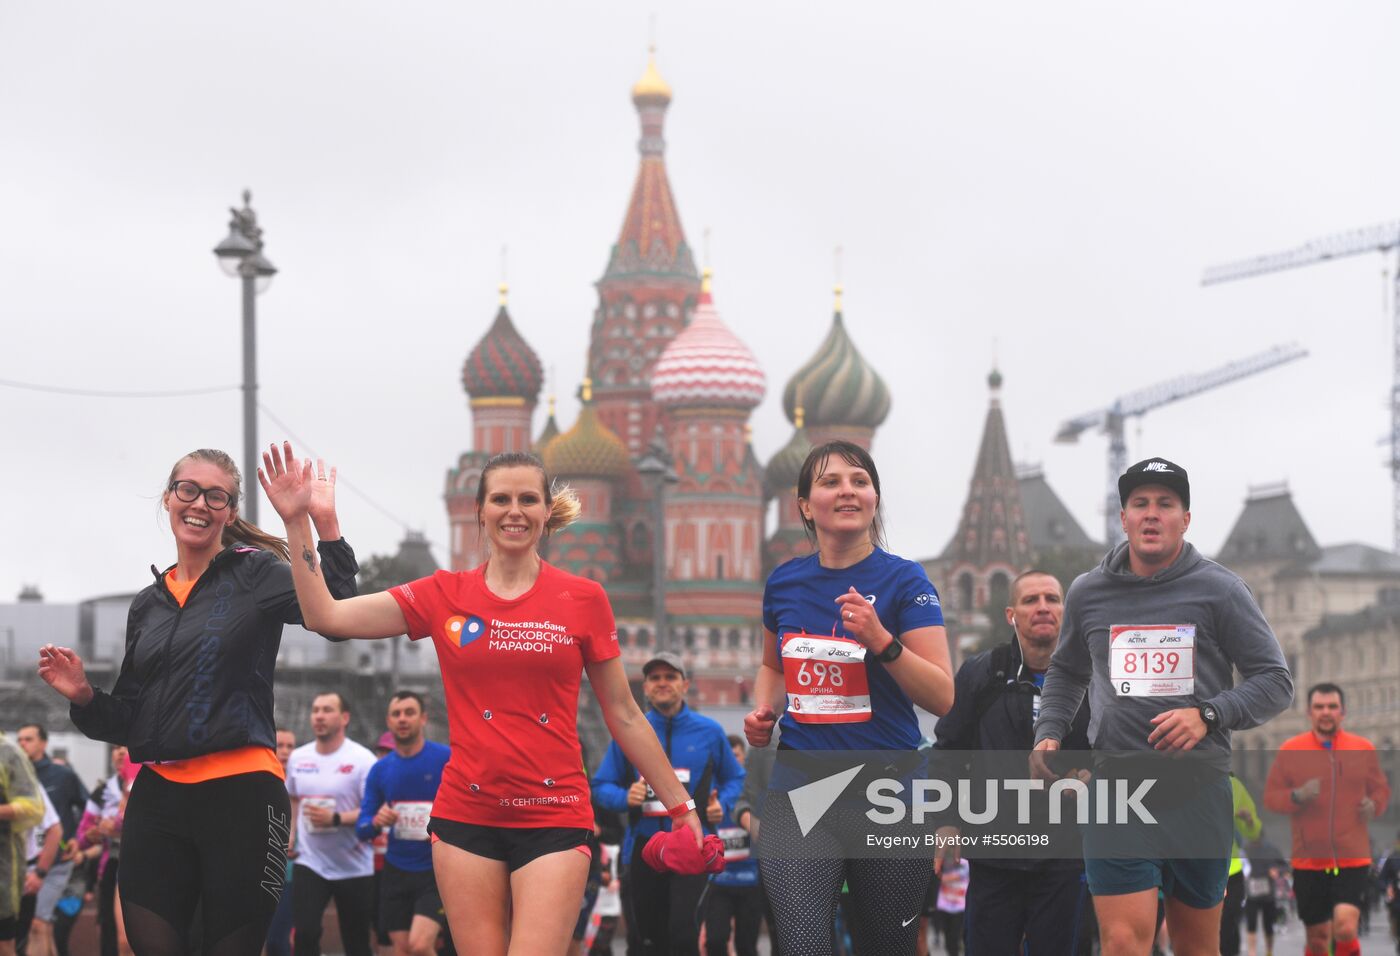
542, 382, 631, 479
765, 407, 812, 496
781, 286, 889, 428
651, 271, 766, 409
461, 285, 544, 401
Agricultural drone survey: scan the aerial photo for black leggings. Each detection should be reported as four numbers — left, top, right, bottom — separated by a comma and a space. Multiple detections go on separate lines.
119, 768, 290, 956
624, 840, 709, 956
703, 882, 765, 956
757, 795, 932, 956
290, 866, 373, 956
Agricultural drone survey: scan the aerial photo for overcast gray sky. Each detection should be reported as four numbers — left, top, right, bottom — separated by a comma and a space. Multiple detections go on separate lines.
4, 2, 1399, 602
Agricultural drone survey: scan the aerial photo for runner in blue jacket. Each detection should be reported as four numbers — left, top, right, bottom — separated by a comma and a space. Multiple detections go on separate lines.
592, 653, 744, 956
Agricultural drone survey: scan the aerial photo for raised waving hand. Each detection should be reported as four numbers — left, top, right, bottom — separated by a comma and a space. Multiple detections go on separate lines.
258, 441, 315, 523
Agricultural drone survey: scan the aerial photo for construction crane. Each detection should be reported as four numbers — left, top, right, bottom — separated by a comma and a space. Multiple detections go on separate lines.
1203, 221, 1400, 551
1055, 343, 1308, 547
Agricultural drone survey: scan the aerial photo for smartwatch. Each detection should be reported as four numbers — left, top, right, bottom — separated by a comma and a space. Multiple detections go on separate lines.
1197, 702, 1220, 731
874, 638, 904, 664
331, 811, 342, 828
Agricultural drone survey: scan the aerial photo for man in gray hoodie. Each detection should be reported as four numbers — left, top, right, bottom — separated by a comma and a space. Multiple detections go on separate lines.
1031, 458, 1293, 956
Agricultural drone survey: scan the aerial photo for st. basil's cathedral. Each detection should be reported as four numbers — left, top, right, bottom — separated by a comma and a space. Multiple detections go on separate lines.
442, 52, 892, 703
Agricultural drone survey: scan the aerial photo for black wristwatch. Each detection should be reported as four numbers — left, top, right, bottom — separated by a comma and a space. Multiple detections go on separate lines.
1197, 702, 1220, 731
874, 638, 904, 664
35, 866, 48, 879
331, 811, 342, 828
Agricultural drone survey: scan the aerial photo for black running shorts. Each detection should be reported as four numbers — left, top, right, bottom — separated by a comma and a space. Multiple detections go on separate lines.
427, 817, 590, 872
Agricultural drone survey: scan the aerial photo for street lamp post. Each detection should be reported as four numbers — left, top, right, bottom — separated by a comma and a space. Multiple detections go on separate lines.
635, 426, 679, 653
213, 190, 277, 524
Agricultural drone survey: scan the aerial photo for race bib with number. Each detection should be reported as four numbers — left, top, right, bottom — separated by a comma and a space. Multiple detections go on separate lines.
641, 767, 691, 817
781, 632, 871, 724
392, 801, 433, 841
1110, 625, 1195, 696
300, 796, 337, 833
718, 825, 751, 862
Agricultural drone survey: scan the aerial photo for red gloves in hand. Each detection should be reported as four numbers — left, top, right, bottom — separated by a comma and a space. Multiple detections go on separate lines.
641, 828, 726, 875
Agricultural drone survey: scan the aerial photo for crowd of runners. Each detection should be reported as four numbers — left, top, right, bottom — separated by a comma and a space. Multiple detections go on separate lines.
0, 442, 1393, 955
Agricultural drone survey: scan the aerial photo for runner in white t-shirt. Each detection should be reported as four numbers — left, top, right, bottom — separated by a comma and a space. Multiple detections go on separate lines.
285, 693, 377, 956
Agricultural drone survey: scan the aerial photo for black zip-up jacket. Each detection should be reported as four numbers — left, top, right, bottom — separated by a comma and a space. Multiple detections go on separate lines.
71, 539, 358, 763
935, 637, 1091, 754
933, 636, 1091, 870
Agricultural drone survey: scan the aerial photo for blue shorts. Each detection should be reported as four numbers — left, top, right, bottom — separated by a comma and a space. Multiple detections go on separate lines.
1082, 769, 1231, 907
1084, 855, 1229, 908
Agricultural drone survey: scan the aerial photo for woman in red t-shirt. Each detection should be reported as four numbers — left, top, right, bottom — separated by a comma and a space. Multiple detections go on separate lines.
260, 443, 702, 955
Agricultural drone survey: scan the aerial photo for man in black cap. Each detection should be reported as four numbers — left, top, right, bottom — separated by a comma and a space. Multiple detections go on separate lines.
591, 653, 745, 956
1033, 457, 1293, 956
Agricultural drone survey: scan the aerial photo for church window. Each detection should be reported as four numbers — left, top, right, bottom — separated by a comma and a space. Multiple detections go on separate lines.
988, 573, 1010, 617
958, 573, 974, 612
625, 302, 637, 319
716, 555, 725, 579
709, 628, 721, 649
636, 628, 651, 649
728, 628, 742, 649
644, 302, 657, 319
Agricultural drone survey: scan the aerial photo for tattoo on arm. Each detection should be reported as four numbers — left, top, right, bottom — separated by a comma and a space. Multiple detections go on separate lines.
301, 546, 318, 576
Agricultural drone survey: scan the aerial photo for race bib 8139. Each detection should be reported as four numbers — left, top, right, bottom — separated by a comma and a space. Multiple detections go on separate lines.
1110, 625, 1195, 696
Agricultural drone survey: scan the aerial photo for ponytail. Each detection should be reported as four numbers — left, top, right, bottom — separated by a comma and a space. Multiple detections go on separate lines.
546, 482, 581, 533
223, 515, 290, 562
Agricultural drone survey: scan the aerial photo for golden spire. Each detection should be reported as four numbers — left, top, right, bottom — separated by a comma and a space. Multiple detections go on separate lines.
795, 383, 805, 429
581, 377, 593, 403
632, 45, 673, 103
833, 283, 844, 314
701, 267, 713, 295
548, 394, 556, 416
498, 282, 509, 307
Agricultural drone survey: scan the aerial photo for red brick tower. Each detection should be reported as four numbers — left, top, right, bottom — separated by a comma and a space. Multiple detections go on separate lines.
444, 284, 544, 570
933, 367, 1034, 654
589, 50, 701, 456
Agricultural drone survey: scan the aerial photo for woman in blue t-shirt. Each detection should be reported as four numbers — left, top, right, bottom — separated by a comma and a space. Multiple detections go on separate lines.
744, 440, 953, 955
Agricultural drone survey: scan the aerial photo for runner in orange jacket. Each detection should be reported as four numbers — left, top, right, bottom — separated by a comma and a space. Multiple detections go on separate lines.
1263, 683, 1390, 956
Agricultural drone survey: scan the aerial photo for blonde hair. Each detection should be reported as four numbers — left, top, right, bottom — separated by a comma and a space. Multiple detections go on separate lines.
165, 448, 290, 561
476, 453, 580, 538
546, 481, 581, 532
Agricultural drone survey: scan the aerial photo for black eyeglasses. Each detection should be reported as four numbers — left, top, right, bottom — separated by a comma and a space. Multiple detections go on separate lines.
169, 480, 234, 511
